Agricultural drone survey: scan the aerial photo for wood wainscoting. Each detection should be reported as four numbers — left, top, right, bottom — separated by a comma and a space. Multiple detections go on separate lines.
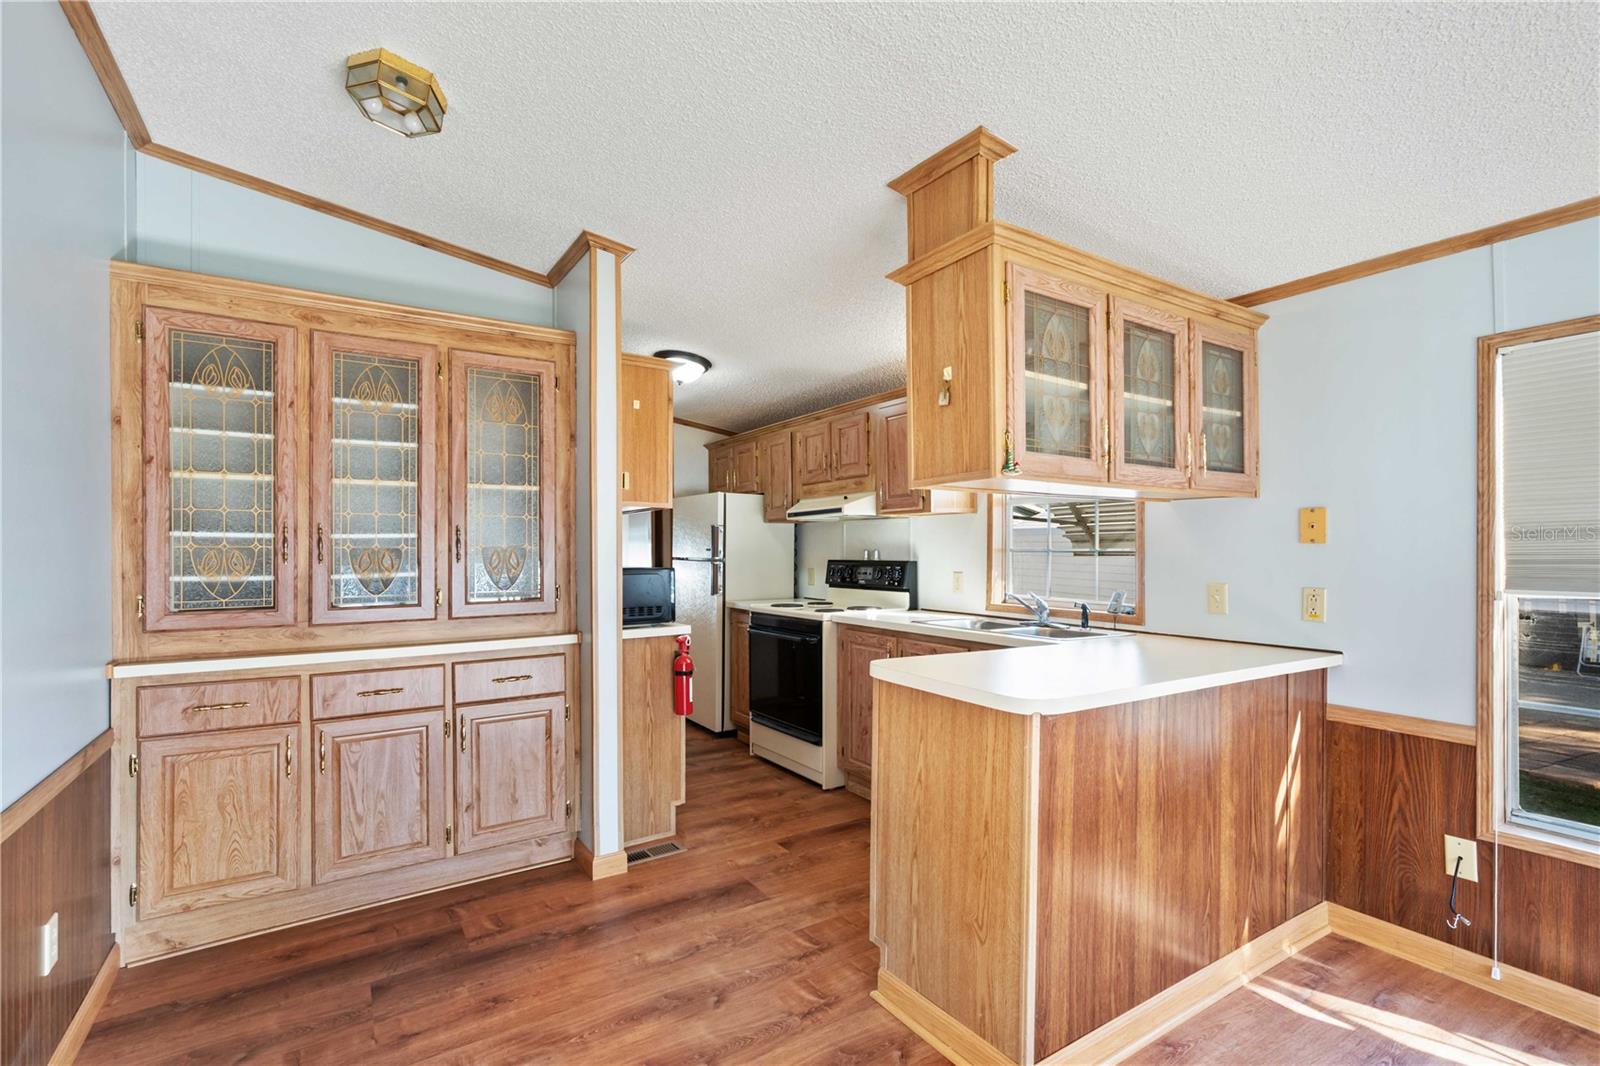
1328, 718, 1600, 996
2, 733, 116, 1064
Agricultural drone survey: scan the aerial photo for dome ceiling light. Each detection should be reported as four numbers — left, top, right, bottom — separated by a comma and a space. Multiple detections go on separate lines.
654, 350, 712, 386
345, 49, 446, 137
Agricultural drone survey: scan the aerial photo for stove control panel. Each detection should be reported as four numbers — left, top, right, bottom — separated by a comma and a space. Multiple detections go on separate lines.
825, 559, 916, 593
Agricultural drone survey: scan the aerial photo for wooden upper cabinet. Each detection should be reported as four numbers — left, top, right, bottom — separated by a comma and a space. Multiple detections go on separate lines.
456, 696, 567, 853
620, 355, 673, 509
137, 725, 302, 918
837, 627, 898, 777
1189, 321, 1258, 495
708, 443, 734, 493
794, 422, 833, 490
314, 708, 448, 883
876, 404, 925, 514
141, 307, 300, 631
1007, 263, 1109, 483
759, 433, 793, 522
448, 349, 559, 618
731, 439, 761, 493
309, 331, 439, 625
829, 411, 872, 484
1110, 297, 1191, 489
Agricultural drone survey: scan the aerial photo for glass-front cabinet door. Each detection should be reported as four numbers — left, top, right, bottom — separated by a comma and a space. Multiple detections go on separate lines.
449, 349, 558, 617
1006, 263, 1108, 482
1109, 297, 1191, 489
309, 331, 439, 624
141, 308, 298, 630
1189, 321, 1258, 494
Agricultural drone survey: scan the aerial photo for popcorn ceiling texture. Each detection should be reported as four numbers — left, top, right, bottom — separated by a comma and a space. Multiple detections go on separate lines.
95, 2, 1598, 432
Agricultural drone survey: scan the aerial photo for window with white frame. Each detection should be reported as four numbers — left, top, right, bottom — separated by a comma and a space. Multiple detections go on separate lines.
1490, 326, 1599, 844
993, 496, 1141, 622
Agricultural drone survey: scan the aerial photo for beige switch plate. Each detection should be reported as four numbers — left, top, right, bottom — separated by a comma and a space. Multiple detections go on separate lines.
1301, 587, 1326, 622
806, 567, 816, 587
1444, 835, 1479, 882
1299, 507, 1327, 544
1206, 582, 1228, 615
952, 571, 964, 593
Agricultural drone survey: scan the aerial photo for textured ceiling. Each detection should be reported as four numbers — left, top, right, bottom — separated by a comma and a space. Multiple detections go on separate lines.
94, 2, 1599, 431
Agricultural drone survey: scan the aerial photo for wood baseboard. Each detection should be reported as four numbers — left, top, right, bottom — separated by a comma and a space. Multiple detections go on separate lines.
574, 838, 629, 881
48, 943, 120, 1066
1326, 903, 1600, 1035
872, 968, 1013, 1066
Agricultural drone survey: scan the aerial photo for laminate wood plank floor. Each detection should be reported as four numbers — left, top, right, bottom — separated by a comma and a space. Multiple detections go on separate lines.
79, 729, 942, 1066
1127, 933, 1599, 1066
80, 731, 1596, 1065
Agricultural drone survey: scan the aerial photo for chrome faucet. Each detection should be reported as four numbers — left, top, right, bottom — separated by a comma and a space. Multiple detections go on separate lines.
1005, 592, 1052, 625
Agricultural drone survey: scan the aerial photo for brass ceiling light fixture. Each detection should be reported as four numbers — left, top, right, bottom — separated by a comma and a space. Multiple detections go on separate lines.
345, 49, 446, 137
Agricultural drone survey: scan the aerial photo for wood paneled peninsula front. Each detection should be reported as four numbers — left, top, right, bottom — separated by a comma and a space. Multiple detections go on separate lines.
866, 635, 1342, 1065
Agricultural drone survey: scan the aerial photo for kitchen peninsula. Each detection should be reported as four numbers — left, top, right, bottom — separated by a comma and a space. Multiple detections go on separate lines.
867, 636, 1341, 1066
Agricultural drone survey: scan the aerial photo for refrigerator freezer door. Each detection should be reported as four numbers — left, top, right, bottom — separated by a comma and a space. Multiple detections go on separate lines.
674, 559, 726, 732
721, 493, 796, 602
671, 493, 724, 561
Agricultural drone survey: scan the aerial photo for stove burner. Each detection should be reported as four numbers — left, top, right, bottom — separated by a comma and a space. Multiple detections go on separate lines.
812, 608, 845, 613
845, 606, 875, 611
769, 602, 807, 607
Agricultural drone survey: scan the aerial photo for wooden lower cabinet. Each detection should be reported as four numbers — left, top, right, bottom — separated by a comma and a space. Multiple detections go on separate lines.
729, 610, 751, 739
622, 636, 684, 847
136, 726, 303, 919
457, 697, 567, 852
314, 709, 448, 883
836, 628, 984, 785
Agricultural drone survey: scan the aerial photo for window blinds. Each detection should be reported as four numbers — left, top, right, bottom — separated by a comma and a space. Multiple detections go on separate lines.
1498, 330, 1600, 596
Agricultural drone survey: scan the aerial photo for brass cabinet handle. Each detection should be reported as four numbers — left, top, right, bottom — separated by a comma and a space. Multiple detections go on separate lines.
491, 674, 533, 684
357, 687, 403, 698
281, 523, 289, 564
316, 523, 325, 564
285, 735, 293, 777
1200, 431, 1209, 471
454, 524, 463, 563
458, 717, 467, 753
318, 731, 327, 774
1185, 434, 1193, 475
187, 701, 248, 713
621, 470, 631, 491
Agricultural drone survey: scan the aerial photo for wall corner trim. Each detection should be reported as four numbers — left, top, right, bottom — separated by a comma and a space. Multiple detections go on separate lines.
1, 730, 112, 843
47, 943, 121, 1066
573, 838, 629, 881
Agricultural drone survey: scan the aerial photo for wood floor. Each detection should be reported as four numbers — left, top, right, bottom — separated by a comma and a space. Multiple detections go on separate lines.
80, 730, 1596, 1065
1129, 934, 1599, 1066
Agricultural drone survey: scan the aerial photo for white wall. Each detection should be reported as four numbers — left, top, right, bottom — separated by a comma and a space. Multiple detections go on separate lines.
672, 423, 728, 496
134, 153, 553, 325
797, 217, 1600, 725
1, 2, 130, 806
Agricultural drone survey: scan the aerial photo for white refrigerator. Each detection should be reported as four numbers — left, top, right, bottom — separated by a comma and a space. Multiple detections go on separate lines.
671, 493, 795, 733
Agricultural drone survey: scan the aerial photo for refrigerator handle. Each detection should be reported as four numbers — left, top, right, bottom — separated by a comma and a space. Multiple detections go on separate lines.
711, 560, 723, 598
710, 523, 724, 561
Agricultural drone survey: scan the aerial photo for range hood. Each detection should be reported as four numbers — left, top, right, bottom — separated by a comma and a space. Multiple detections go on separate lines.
785, 493, 880, 522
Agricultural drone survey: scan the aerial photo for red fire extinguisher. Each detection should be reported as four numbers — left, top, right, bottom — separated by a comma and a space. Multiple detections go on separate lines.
672, 634, 694, 717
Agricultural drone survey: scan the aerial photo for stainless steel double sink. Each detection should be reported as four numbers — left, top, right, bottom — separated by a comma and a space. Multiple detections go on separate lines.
921, 617, 1112, 640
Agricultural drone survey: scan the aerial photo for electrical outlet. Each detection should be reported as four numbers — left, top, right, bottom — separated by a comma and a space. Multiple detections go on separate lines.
1444, 835, 1479, 882
806, 567, 815, 587
952, 571, 964, 593
1206, 582, 1229, 615
1301, 586, 1326, 622
39, 912, 58, 977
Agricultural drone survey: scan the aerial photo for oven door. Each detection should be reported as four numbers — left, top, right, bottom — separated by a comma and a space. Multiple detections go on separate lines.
747, 613, 824, 745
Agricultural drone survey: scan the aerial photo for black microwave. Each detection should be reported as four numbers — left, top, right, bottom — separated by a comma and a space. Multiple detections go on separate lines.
622, 567, 676, 627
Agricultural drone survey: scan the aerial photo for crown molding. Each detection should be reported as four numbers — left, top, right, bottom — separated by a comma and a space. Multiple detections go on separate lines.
548, 230, 637, 287
888, 125, 1017, 196
59, 0, 149, 147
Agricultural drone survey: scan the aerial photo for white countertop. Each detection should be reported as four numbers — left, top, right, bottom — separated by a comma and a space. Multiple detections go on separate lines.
869, 633, 1342, 716
108, 632, 581, 679
622, 623, 692, 640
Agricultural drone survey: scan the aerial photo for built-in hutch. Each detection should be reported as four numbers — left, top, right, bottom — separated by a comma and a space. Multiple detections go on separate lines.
887, 128, 1267, 498
108, 262, 580, 962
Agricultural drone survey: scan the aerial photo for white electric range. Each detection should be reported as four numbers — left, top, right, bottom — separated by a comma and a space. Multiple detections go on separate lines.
739, 560, 932, 788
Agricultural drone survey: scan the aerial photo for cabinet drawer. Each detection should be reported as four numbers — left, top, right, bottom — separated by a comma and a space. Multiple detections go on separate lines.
137, 677, 300, 738
311, 666, 445, 720
453, 655, 565, 704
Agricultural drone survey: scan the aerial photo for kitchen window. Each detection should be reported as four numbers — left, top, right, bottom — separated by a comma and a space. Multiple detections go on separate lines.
988, 495, 1143, 625
1477, 318, 1600, 860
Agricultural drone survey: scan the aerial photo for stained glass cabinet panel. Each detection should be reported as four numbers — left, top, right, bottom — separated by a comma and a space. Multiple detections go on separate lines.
309, 331, 439, 624
449, 349, 559, 618
1109, 296, 1192, 489
141, 307, 299, 630
1005, 262, 1109, 483
1189, 320, 1258, 494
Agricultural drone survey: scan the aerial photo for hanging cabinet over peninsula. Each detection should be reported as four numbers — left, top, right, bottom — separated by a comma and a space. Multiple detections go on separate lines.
110, 262, 576, 661
888, 128, 1266, 499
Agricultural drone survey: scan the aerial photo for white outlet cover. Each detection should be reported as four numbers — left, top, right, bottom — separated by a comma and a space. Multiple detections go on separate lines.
1301, 586, 1327, 622
1206, 582, 1228, 615
1444, 835, 1479, 882
40, 912, 58, 977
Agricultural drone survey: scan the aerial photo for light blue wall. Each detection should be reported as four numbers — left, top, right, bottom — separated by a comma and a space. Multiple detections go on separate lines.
1, 3, 129, 806
134, 153, 554, 325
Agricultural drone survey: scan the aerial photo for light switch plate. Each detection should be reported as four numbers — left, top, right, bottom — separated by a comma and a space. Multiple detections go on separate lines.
1444, 835, 1479, 882
39, 912, 58, 977
952, 571, 964, 593
806, 567, 815, 587
1299, 507, 1327, 544
1206, 582, 1228, 615
1301, 587, 1326, 622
